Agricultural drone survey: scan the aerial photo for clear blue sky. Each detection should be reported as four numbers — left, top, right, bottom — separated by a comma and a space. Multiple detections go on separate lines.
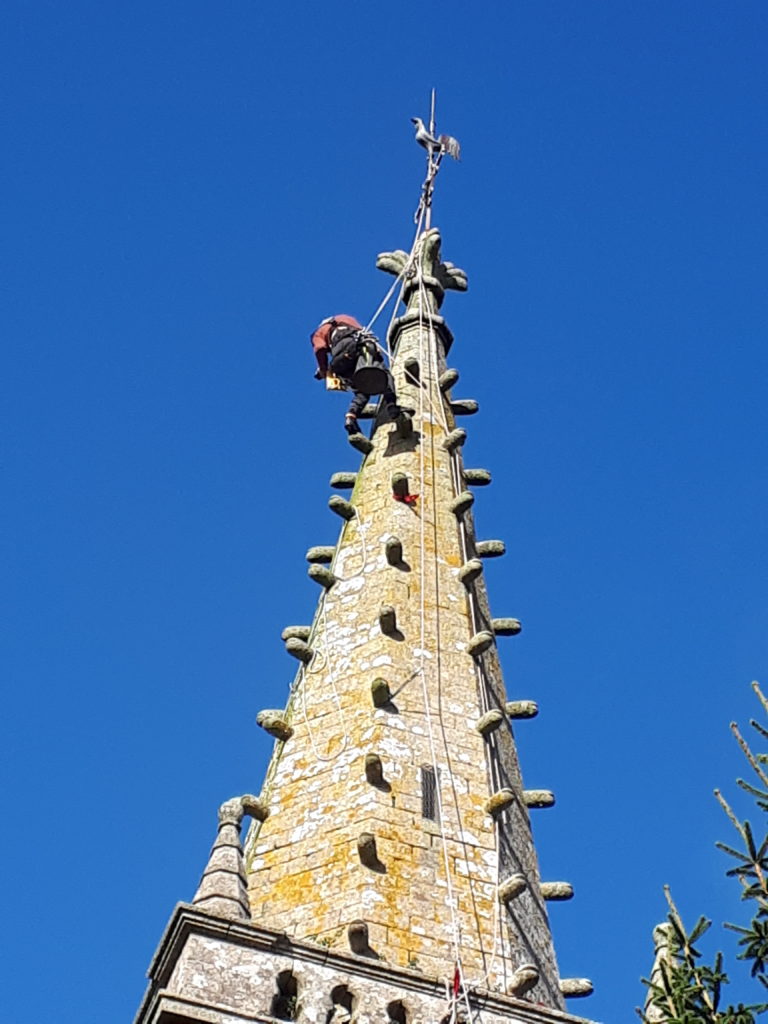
2, 2, 767, 1021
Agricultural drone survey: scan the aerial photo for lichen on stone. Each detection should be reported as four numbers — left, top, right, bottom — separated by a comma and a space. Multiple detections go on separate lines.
523, 789, 555, 809
492, 617, 522, 636
505, 699, 538, 719
308, 564, 337, 589
328, 495, 355, 521
449, 490, 474, 517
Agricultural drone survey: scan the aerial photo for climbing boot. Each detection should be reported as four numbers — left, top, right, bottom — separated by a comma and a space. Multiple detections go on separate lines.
345, 414, 361, 435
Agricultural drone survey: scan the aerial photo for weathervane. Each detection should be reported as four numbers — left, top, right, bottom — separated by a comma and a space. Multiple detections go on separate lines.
411, 89, 461, 228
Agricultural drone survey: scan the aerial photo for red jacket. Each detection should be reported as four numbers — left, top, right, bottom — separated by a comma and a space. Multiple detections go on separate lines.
311, 314, 363, 374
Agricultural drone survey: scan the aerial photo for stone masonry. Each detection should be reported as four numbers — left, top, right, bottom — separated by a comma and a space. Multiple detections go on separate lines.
135, 227, 596, 1024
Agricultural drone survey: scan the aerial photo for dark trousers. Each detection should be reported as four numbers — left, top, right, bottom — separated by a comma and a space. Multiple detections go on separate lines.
330, 338, 397, 418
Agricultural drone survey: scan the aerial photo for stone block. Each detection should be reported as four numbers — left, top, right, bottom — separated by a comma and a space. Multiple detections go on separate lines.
330, 472, 357, 490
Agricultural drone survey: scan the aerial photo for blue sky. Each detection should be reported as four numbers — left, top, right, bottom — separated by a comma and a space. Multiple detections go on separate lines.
2, 2, 767, 1021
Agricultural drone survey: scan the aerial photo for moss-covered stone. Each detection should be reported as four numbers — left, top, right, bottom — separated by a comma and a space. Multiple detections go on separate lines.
328, 495, 355, 520
442, 428, 466, 452
285, 637, 313, 664
467, 630, 494, 657
256, 710, 293, 742
485, 788, 515, 816
540, 881, 574, 901
497, 874, 527, 902
523, 789, 555, 808
458, 559, 483, 586
329, 472, 357, 490
493, 617, 522, 636
348, 433, 373, 455
464, 468, 492, 486
475, 709, 504, 736
307, 564, 337, 589
438, 368, 459, 392
505, 699, 538, 719
451, 399, 479, 415
305, 546, 335, 564
476, 539, 505, 558
449, 490, 474, 517
280, 625, 312, 641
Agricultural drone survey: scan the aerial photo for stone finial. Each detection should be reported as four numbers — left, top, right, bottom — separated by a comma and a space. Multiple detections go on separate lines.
439, 368, 459, 392
464, 468, 492, 486
450, 491, 474, 517
458, 559, 483, 586
559, 979, 594, 998
379, 606, 398, 636
348, 433, 373, 455
256, 710, 294, 742
285, 637, 314, 664
193, 794, 267, 920
486, 788, 515, 816
443, 429, 467, 452
329, 496, 356, 521
523, 789, 555, 809
508, 964, 539, 997
467, 630, 494, 658
498, 874, 528, 902
475, 709, 504, 736
281, 625, 312, 641
493, 617, 522, 636
371, 678, 392, 708
476, 539, 505, 558
451, 399, 479, 416
385, 536, 403, 566
540, 882, 574, 901
376, 228, 467, 313
506, 700, 539, 719
308, 564, 337, 589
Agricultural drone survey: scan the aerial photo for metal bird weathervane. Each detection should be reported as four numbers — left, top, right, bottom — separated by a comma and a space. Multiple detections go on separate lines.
412, 89, 461, 228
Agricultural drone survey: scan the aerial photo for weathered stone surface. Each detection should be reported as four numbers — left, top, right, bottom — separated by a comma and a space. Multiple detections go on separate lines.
330, 472, 357, 490
523, 789, 556, 809
498, 873, 528, 902
540, 882, 574, 901
357, 832, 381, 869
486, 788, 515, 817
403, 357, 420, 384
281, 624, 312, 641
364, 753, 385, 786
559, 979, 594, 998
329, 495, 356, 520
506, 700, 539, 719
255, 710, 293, 742
443, 428, 466, 451
451, 399, 479, 415
475, 709, 504, 736
450, 490, 474, 516
493, 617, 522, 636
476, 539, 505, 558
509, 964, 540, 997
307, 564, 337, 589
391, 472, 409, 498
347, 919, 371, 955
467, 630, 494, 657
464, 468, 492, 486
285, 637, 313, 664
458, 559, 483, 586
306, 545, 335, 564
348, 433, 373, 454
438, 367, 459, 392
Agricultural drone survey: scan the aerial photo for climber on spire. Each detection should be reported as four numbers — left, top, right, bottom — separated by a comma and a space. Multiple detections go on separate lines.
310, 314, 403, 436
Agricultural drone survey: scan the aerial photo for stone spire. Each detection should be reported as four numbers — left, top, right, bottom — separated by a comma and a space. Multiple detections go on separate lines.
135, 225, 597, 1024
246, 226, 589, 1007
